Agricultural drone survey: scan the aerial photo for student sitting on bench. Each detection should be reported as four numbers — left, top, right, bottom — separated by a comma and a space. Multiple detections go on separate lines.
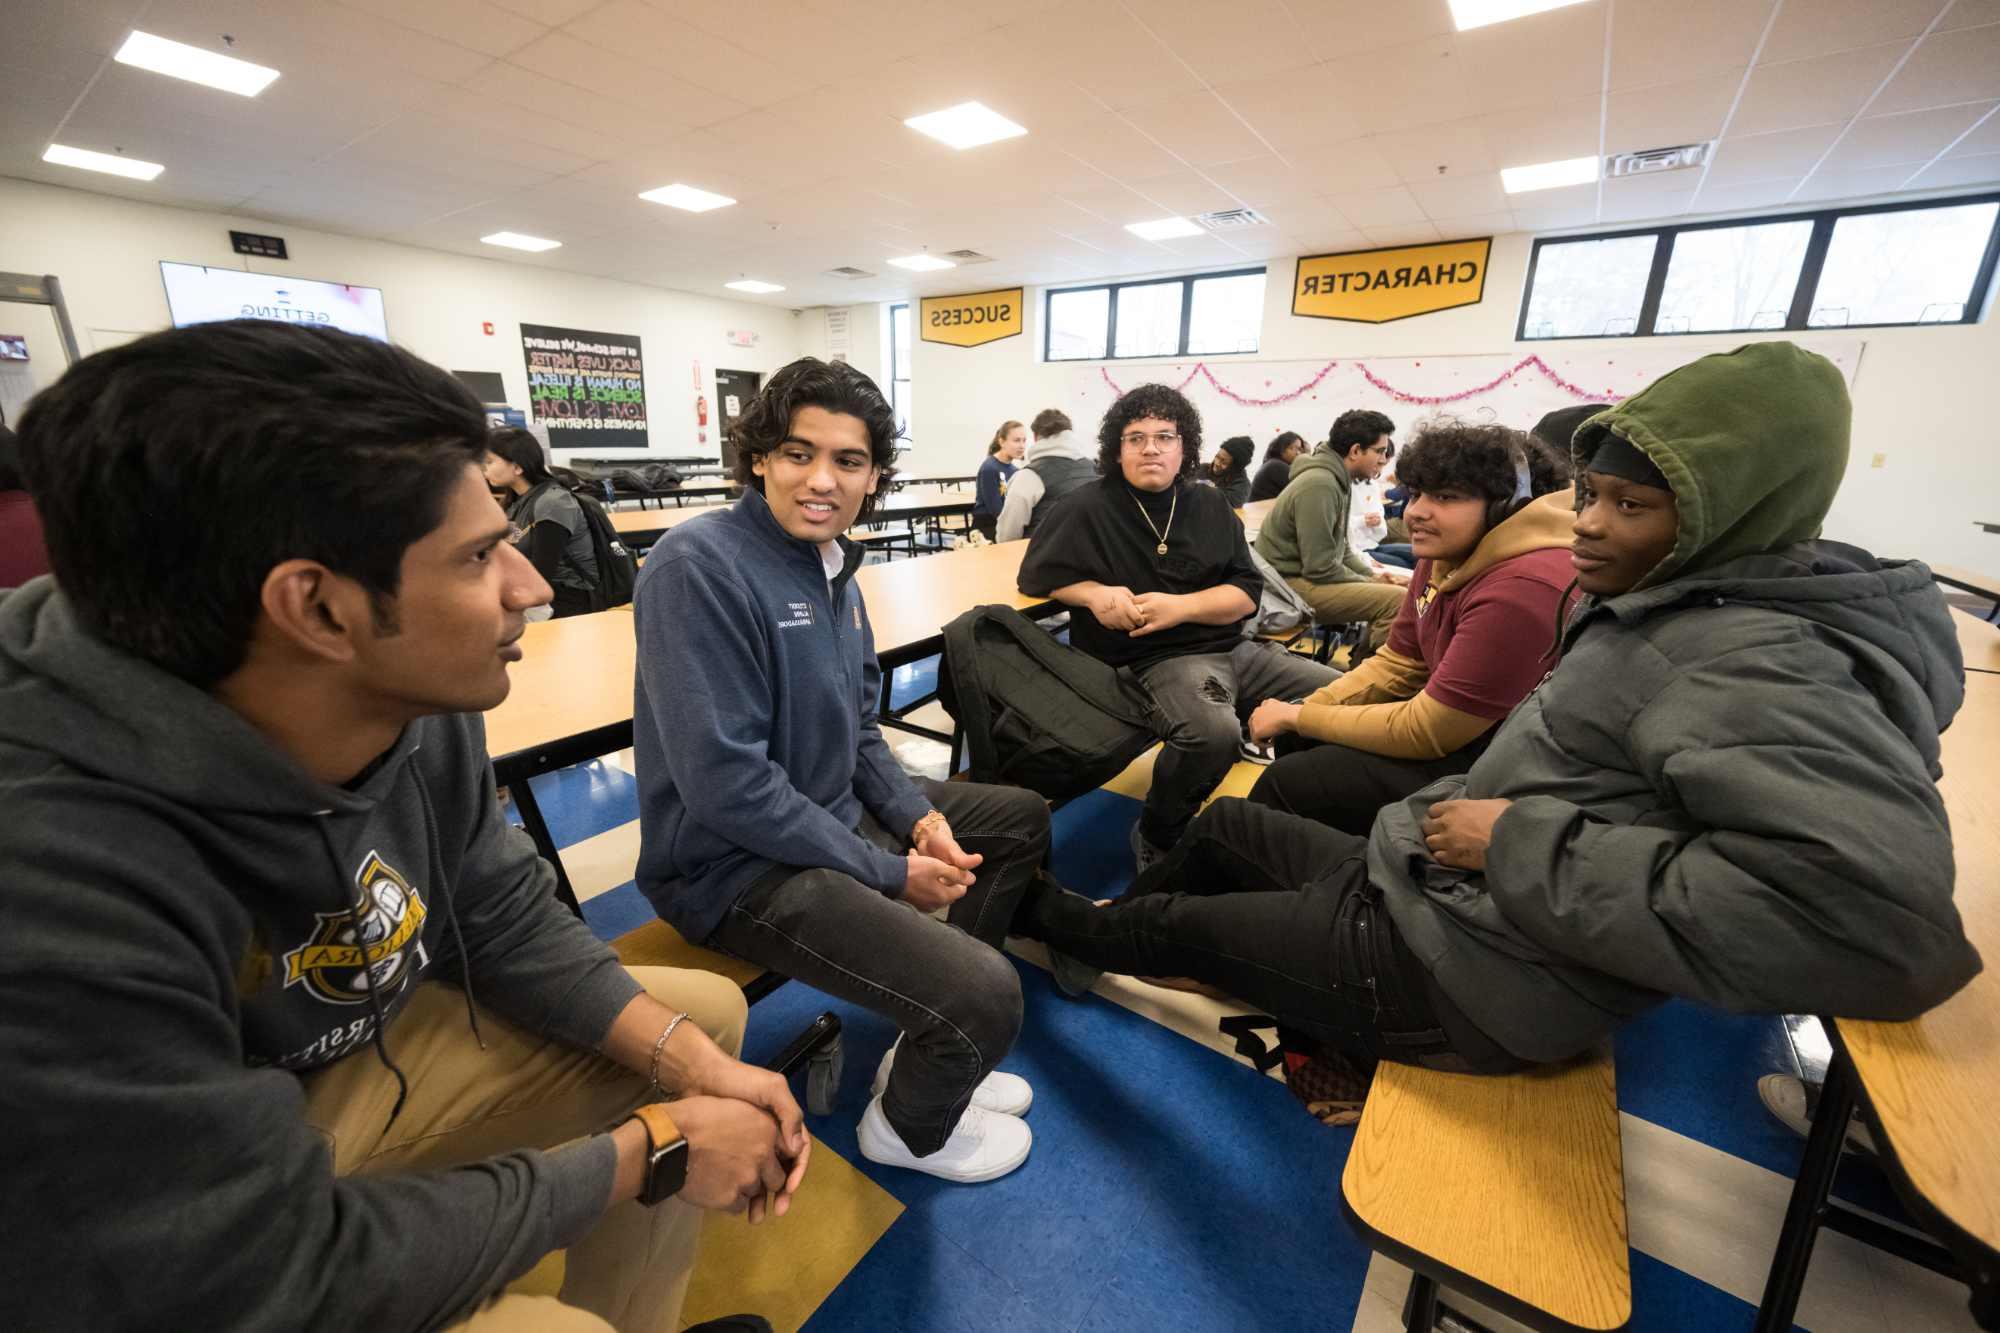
1244, 419, 1576, 834
1015, 342, 1980, 1074
632, 357, 1050, 1184
0, 320, 805, 1333
1017, 383, 1339, 873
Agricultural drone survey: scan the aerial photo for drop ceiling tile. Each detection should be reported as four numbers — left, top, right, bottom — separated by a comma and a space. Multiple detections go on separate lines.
1708, 123, 1844, 182
1946, 107, 2000, 156
1371, 120, 1495, 184
989, 1, 1193, 112
1510, 191, 1602, 231
1125, 171, 1242, 217
1122, 0, 1318, 84
1118, 91, 1273, 168
491, 0, 598, 22
1210, 69, 1367, 159
1289, 226, 1373, 257
1793, 163, 1925, 200
1688, 177, 1801, 215
1339, 185, 1430, 228
1291, 138, 1407, 194
1347, 36, 1472, 135
1611, 0, 1777, 89
1284, 0, 1458, 63
143, 0, 498, 86
1868, 22, 2000, 115
1822, 101, 1997, 170
1728, 43, 1907, 136
473, 62, 683, 152
1454, 1, 1609, 115
1410, 172, 1510, 218
1359, 222, 1444, 247
1057, 183, 1175, 227
505, 30, 746, 129
1907, 150, 2000, 187
1204, 155, 1329, 209
1053, 116, 1188, 184
1598, 172, 1696, 221
563, 0, 801, 106
1758, 0, 1944, 65
1938, 0, 2000, 30
1478, 96, 1606, 167
1426, 210, 1516, 240
340, 0, 548, 57
1606, 72, 1743, 152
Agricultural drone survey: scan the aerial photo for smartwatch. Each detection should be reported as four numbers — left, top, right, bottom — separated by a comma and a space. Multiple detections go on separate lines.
628, 1103, 689, 1206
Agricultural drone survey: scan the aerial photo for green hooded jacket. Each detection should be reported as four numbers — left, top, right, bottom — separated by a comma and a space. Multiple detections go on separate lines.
1254, 449, 1374, 584
1367, 342, 1980, 1063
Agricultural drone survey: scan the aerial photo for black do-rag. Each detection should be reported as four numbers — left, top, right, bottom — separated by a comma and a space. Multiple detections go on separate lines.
1587, 433, 1673, 493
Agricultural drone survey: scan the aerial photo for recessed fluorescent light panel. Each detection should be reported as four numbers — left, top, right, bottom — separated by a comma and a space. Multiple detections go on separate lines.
887, 254, 956, 272
903, 101, 1028, 150
42, 144, 164, 181
1501, 155, 1600, 193
638, 183, 736, 212
725, 279, 785, 293
1126, 217, 1205, 241
1448, 0, 1593, 31
482, 231, 562, 252
114, 30, 280, 96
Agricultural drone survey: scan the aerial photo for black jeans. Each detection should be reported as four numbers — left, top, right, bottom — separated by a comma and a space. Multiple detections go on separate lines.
1018, 797, 1519, 1073
1247, 734, 1489, 835
704, 779, 1049, 1155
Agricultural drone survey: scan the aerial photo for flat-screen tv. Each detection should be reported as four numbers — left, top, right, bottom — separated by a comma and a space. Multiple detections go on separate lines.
160, 261, 389, 342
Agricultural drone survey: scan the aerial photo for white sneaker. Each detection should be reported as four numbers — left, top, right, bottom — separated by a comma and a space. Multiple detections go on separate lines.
856, 1095, 1031, 1182
872, 1040, 1033, 1116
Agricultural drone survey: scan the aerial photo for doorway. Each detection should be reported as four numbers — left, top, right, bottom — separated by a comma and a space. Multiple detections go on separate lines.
715, 368, 761, 471
0, 274, 81, 429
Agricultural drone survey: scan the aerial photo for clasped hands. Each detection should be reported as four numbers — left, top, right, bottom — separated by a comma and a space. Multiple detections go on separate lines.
1088, 585, 1190, 638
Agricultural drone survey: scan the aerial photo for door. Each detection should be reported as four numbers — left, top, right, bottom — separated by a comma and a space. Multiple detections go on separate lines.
0, 301, 71, 430
715, 369, 761, 471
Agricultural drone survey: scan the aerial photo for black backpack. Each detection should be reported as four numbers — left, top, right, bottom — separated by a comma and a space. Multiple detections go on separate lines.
938, 605, 1157, 802
573, 491, 638, 610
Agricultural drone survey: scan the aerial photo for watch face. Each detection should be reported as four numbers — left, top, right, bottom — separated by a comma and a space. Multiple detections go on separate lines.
645, 1136, 689, 1207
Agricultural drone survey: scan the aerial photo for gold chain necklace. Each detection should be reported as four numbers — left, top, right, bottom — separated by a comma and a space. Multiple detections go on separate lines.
1131, 488, 1177, 556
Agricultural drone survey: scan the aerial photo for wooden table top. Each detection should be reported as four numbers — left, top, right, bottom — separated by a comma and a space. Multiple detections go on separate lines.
613, 492, 975, 539
1955, 606, 2000, 674
855, 538, 1049, 658
1341, 1053, 1630, 1331
1240, 497, 1277, 539
1935, 562, 2000, 602
1836, 634, 2000, 1259
484, 607, 636, 764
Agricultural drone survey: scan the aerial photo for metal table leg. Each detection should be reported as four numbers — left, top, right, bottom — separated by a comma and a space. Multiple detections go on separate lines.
510, 777, 584, 918
1754, 1050, 1858, 1332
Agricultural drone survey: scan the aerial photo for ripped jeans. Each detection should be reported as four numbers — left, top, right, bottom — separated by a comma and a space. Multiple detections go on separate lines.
1134, 639, 1339, 849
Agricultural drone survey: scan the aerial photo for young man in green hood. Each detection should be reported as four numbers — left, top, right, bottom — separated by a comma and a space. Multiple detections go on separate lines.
1016, 341, 1980, 1076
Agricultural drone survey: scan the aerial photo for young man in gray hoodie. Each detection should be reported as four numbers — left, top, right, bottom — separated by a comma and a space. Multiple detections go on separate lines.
0, 320, 806, 1333
995, 407, 1095, 542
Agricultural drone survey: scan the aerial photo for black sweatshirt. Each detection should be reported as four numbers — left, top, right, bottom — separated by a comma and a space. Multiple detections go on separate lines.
1017, 474, 1260, 671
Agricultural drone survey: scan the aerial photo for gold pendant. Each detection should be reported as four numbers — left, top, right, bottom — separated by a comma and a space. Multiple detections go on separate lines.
1156, 541, 1168, 555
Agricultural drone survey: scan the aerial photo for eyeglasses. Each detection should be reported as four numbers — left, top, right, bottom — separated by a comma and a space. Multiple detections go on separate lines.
1120, 431, 1181, 451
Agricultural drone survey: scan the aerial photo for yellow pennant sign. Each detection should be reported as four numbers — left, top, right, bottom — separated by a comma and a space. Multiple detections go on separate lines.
1292, 238, 1492, 324
919, 287, 1024, 347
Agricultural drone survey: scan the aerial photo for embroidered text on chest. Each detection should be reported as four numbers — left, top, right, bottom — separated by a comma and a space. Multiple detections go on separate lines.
777, 601, 815, 629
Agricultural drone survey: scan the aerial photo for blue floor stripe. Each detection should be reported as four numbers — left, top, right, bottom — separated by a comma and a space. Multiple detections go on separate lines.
580, 879, 654, 942
507, 760, 640, 849
1047, 787, 1142, 901
889, 654, 940, 713
1629, 1249, 1805, 1333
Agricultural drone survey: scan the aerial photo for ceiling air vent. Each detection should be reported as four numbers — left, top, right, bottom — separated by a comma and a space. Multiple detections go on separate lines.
825, 265, 875, 278
942, 248, 994, 264
1607, 143, 1711, 178
1195, 207, 1271, 231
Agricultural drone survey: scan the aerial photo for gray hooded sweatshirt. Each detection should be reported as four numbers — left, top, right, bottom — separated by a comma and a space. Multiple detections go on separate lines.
1369, 342, 1981, 1062
0, 578, 643, 1330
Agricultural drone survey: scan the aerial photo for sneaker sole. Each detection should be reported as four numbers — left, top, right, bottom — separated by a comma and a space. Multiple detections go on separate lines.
856, 1132, 1031, 1183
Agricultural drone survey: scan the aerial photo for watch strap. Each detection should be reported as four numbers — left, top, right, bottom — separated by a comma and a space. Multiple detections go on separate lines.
629, 1103, 688, 1207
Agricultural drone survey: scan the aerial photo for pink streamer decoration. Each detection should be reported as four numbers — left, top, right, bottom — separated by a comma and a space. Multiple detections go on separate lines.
1101, 355, 1621, 408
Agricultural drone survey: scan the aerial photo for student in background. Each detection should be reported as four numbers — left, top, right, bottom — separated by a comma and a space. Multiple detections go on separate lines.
2, 320, 802, 1333
1246, 421, 1575, 832
1348, 445, 1409, 570
483, 427, 600, 618
972, 419, 1025, 541
1017, 341, 1978, 1081
634, 358, 1049, 1184
1249, 430, 1305, 503
0, 420, 51, 588
1254, 410, 1406, 648
1206, 435, 1254, 508
1018, 384, 1337, 872
996, 407, 1093, 542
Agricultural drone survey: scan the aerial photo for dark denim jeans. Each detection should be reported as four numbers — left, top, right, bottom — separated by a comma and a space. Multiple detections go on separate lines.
704, 779, 1049, 1154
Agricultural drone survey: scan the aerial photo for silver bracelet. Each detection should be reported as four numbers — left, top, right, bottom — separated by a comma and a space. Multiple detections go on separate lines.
649, 1011, 690, 1097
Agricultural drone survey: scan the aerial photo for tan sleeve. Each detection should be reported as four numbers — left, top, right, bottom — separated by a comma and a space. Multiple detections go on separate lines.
1298, 643, 1429, 710
1294, 687, 1494, 759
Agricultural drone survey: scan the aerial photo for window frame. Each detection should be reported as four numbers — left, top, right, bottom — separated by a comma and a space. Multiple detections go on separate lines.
1044, 265, 1268, 362
888, 301, 911, 430
1515, 191, 2000, 342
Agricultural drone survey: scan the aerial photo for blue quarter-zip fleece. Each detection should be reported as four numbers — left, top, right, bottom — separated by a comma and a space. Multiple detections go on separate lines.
633, 486, 934, 942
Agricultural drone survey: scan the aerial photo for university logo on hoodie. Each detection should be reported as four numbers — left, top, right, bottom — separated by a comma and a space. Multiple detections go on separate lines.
281, 849, 431, 1005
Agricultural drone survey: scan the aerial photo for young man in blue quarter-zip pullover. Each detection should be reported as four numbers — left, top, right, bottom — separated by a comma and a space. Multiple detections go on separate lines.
633, 358, 1050, 1184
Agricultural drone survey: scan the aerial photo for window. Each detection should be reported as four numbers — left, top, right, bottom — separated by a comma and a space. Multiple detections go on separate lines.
1518, 193, 2000, 339
889, 302, 911, 434
1045, 267, 1267, 361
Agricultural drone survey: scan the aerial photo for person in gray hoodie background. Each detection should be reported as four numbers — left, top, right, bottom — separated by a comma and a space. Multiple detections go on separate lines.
0, 319, 806, 1333
995, 407, 1095, 542
1018, 341, 1979, 1074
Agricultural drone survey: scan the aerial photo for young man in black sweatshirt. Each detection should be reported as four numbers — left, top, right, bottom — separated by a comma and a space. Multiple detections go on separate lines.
0, 321, 803, 1333
634, 358, 1050, 1184
1018, 383, 1339, 869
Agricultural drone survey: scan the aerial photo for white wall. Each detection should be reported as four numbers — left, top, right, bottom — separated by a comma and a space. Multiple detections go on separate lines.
901, 232, 2000, 577
0, 176, 805, 460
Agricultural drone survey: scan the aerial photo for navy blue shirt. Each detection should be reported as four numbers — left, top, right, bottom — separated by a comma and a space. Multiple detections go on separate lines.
974, 455, 1016, 517
632, 487, 931, 942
